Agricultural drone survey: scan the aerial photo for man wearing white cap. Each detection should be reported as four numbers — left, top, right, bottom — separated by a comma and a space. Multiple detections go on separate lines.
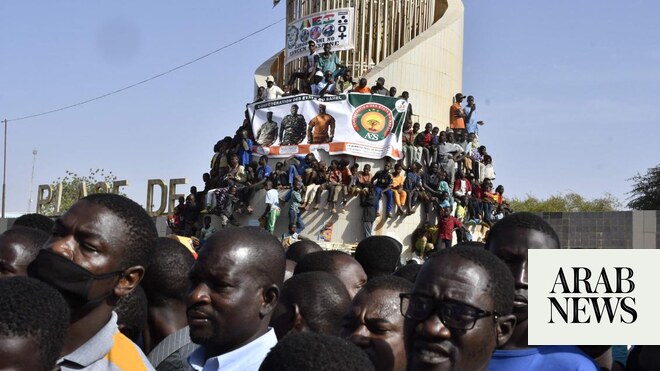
264, 75, 284, 101
310, 70, 325, 95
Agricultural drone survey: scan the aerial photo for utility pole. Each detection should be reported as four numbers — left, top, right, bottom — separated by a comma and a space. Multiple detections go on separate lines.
1, 119, 6, 219
28, 148, 37, 213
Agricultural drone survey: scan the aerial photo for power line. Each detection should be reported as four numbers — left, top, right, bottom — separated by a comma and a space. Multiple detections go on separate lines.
8, 17, 285, 123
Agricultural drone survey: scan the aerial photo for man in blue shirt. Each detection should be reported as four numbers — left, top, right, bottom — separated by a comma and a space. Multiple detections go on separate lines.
287, 152, 317, 186
255, 155, 272, 188
187, 227, 285, 371
464, 95, 485, 136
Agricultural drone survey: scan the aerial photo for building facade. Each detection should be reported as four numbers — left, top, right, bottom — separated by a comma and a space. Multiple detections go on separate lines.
255, 0, 464, 127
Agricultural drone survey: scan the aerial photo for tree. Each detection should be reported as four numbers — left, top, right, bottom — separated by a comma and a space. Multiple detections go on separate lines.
508, 192, 621, 213
627, 164, 660, 210
42, 169, 122, 216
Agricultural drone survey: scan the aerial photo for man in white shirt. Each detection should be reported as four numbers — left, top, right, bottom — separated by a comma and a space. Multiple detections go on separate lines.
262, 181, 281, 233
285, 40, 319, 90
263, 75, 284, 101
187, 227, 285, 371
314, 71, 336, 96
310, 71, 324, 95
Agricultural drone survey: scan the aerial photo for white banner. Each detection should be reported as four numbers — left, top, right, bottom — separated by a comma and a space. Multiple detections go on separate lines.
285, 8, 354, 64
248, 93, 408, 159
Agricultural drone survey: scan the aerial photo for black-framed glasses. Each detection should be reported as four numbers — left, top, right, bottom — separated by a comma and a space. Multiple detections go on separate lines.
400, 293, 499, 330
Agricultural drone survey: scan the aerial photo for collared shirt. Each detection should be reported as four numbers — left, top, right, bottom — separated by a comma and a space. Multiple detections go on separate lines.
436, 142, 457, 163
317, 52, 341, 74
147, 326, 198, 371
438, 215, 462, 240
319, 79, 336, 93
58, 312, 154, 371
188, 328, 277, 371
312, 79, 336, 95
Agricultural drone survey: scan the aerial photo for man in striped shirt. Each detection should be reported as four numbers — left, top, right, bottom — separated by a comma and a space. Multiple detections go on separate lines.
143, 237, 198, 371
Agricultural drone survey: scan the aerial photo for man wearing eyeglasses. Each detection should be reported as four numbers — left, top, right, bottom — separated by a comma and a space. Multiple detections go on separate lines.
401, 244, 517, 371
485, 213, 599, 370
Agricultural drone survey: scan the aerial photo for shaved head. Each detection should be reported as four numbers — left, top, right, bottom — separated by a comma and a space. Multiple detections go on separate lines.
286, 240, 323, 263
202, 227, 286, 288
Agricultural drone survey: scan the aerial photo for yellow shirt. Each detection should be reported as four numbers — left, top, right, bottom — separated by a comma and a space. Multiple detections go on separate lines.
392, 173, 405, 189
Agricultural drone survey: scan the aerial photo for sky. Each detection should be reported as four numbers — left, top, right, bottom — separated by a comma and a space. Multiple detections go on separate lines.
1, 1, 658, 213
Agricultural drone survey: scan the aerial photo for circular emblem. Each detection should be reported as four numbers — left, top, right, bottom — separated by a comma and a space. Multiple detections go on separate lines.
310, 26, 322, 40
322, 24, 335, 37
299, 29, 309, 43
287, 26, 299, 49
352, 103, 394, 142
395, 99, 408, 113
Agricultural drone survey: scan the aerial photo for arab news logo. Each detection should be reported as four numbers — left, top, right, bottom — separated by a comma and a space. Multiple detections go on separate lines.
352, 103, 394, 142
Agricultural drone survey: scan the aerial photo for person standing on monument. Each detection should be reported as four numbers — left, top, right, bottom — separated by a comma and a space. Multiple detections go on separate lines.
450, 93, 467, 135
264, 75, 284, 101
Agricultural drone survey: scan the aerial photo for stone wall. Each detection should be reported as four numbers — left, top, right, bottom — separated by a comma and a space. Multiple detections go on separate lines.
538, 211, 657, 249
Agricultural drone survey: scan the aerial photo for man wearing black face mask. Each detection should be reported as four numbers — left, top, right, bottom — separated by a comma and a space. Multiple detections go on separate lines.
28, 193, 158, 371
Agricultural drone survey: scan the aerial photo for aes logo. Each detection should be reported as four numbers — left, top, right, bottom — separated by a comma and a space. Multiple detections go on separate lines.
529, 249, 660, 345
351, 103, 393, 142
548, 267, 636, 324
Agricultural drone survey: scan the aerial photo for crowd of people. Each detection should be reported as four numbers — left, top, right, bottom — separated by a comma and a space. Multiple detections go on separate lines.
166, 42, 513, 253
181, 88, 511, 255
0, 201, 645, 371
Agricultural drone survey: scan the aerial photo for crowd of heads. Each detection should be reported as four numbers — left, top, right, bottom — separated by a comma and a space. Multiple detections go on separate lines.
0, 190, 642, 370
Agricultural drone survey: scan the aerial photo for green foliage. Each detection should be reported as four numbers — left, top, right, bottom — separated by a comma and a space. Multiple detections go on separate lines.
508, 192, 621, 213
627, 164, 660, 210
43, 169, 121, 216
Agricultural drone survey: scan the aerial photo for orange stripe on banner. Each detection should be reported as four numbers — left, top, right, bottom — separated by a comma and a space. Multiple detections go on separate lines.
258, 142, 400, 158
328, 142, 347, 152
104, 331, 148, 371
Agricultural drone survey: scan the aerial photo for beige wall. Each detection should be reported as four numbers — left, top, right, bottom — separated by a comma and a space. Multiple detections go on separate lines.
363, 0, 464, 128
